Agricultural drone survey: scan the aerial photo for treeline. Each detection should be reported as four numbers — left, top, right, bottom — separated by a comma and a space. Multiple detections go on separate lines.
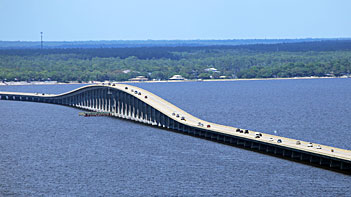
0, 40, 350, 82
237, 61, 350, 78
0, 47, 176, 59
0, 38, 336, 49
1, 40, 351, 57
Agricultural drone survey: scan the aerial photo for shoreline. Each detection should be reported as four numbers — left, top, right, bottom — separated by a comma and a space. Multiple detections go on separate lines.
0, 76, 349, 86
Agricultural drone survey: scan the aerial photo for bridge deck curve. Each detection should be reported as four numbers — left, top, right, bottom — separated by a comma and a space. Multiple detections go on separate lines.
1, 83, 350, 173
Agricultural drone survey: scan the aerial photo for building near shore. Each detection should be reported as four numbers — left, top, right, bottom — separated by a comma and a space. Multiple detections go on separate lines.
169, 75, 185, 80
128, 76, 148, 81
204, 67, 219, 72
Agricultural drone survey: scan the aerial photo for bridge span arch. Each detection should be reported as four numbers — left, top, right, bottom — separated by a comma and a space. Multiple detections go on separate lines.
1, 84, 351, 174
0, 84, 213, 132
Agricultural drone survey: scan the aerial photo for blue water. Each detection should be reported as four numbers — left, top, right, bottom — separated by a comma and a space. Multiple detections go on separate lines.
0, 79, 350, 196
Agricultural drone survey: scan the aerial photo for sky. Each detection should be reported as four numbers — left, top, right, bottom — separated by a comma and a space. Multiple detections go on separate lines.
0, 0, 350, 41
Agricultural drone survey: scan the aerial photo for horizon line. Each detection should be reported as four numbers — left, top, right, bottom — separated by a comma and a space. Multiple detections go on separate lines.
1, 37, 351, 42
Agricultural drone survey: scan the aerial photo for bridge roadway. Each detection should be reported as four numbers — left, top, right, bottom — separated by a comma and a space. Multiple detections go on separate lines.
0, 83, 350, 174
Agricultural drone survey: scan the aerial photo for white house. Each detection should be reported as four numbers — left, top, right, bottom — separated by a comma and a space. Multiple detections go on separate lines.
169, 75, 185, 80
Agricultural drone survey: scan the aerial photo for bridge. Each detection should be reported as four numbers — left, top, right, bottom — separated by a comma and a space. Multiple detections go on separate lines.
1, 84, 351, 174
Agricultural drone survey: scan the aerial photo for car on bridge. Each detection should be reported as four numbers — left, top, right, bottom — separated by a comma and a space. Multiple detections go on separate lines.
255, 132, 262, 138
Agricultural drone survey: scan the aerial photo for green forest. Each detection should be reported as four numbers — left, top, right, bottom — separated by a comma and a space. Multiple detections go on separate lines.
0, 40, 351, 82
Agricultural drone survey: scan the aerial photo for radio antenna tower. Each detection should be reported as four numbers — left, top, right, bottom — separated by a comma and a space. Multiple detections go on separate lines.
40, 32, 43, 49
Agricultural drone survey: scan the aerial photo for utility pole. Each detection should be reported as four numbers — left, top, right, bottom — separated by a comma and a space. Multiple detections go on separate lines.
40, 32, 43, 49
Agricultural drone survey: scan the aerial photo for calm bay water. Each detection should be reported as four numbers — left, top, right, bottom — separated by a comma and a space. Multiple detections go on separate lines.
0, 79, 350, 196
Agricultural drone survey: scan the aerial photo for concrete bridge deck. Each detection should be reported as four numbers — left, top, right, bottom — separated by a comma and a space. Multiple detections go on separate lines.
1, 84, 350, 174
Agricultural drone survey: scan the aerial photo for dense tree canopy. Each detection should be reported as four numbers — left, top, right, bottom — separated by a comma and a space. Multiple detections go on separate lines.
0, 40, 350, 82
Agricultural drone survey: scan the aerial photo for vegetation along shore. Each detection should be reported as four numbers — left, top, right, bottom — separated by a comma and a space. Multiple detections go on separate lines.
1, 76, 349, 86
0, 40, 350, 83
